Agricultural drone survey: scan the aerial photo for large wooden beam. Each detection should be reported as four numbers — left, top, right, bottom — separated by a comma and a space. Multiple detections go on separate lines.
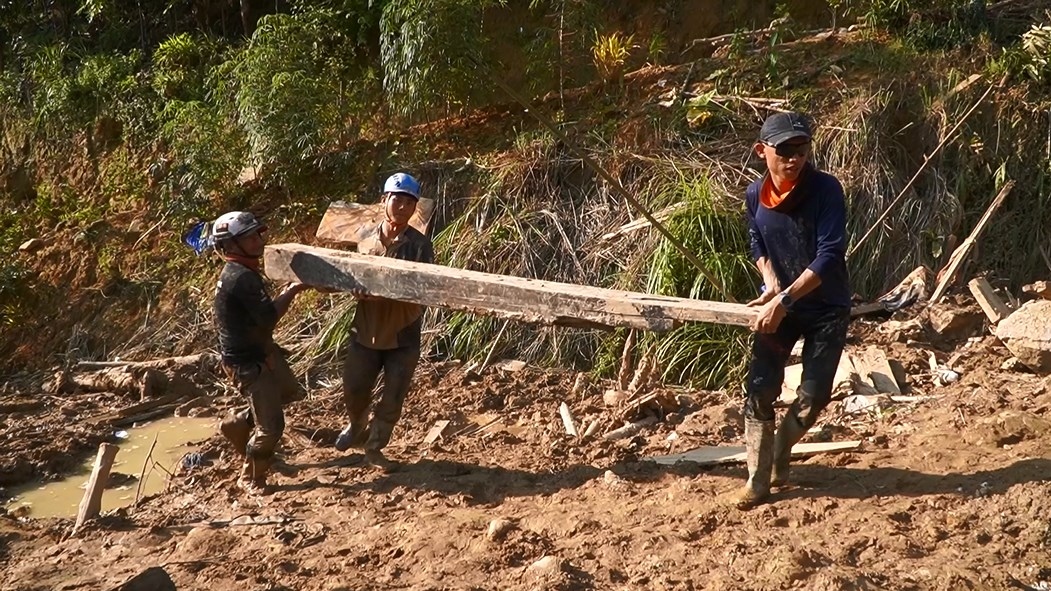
316, 199, 435, 246
264, 243, 756, 331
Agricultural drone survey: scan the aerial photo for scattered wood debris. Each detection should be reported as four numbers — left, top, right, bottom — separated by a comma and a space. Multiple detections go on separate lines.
967, 277, 1012, 324
647, 440, 861, 466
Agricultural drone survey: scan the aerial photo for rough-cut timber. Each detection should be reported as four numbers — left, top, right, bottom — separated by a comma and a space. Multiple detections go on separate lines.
316, 199, 435, 246
265, 243, 756, 331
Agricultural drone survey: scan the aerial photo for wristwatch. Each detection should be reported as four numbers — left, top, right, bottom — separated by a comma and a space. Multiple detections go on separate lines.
778, 292, 794, 309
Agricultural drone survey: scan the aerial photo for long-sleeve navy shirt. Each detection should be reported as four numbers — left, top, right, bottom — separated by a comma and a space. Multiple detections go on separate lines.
745, 165, 851, 312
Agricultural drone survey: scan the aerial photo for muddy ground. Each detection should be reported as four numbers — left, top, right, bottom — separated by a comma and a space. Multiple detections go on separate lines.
3, 305, 1051, 591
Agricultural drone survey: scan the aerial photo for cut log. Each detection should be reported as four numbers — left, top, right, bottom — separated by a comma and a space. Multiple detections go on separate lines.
603, 416, 659, 440
315, 199, 435, 246
75, 353, 215, 371
647, 440, 861, 466
968, 277, 1012, 324
931, 180, 1015, 302
559, 402, 578, 437
75, 443, 119, 533
264, 243, 757, 331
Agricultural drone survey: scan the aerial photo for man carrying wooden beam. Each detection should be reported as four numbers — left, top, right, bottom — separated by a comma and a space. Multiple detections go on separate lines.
212, 211, 311, 493
334, 173, 435, 469
733, 112, 851, 509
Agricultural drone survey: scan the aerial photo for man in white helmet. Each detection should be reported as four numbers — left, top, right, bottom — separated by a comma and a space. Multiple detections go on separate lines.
334, 172, 434, 469
211, 210, 310, 492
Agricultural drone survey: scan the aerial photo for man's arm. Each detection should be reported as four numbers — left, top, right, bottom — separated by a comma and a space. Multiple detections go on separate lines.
271, 283, 308, 319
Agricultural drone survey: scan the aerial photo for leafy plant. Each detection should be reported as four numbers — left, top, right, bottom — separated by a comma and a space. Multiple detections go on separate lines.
379, 0, 503, 122
592, 31, 634, 82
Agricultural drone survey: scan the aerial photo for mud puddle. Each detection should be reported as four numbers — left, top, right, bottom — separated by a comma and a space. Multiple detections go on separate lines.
4, 416, 215, 518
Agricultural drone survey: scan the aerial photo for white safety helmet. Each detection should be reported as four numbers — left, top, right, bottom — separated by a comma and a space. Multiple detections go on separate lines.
382, 172, 421, 200
211, 211, 265, 242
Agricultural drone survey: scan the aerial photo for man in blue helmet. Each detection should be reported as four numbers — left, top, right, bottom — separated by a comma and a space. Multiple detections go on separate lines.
334, 172, 435, 469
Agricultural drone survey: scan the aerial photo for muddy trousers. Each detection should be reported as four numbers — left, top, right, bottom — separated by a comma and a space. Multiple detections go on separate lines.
223, 345, 305, 463
342, 340, 420, 451
744, 307, 850, 428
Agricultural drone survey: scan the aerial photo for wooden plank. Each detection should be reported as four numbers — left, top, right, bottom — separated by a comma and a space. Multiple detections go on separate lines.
265, 243, 757, 331
559, 402, 578, 437
647, 440, 861, 466
931, 181, 1015, 302
853, 346, 901, 395
75, 443, 119, 534
316, 199, 435, 246
422, 420, 451, 446
968, 277, 1012, 324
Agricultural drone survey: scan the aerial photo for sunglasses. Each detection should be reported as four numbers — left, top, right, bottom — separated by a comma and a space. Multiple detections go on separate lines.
766, 141, 811, 158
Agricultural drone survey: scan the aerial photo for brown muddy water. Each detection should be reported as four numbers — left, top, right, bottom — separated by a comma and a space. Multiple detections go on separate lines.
5, 416, 215, 518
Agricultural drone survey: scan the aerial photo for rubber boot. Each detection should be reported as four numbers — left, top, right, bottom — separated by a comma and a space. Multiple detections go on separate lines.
732, 418, 775, 509
220, 410, 251, 457
237, 456, 272, 493
771, 413, 808, 487
334, 416, 370, 452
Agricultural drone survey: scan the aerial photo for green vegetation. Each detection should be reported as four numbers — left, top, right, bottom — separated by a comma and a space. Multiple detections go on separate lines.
6, 0, 1051, 387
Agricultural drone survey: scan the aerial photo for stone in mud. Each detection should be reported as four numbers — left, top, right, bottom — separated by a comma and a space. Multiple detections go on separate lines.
527, 555, 563, 577
108, 566, 175, 591
486, 518, 515, 542
995, 299, 1051, 374
926, 303, 984, 339
18, 238, 45, 253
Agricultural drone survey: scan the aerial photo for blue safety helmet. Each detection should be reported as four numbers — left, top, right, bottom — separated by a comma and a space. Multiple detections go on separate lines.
382, 172, 421, 200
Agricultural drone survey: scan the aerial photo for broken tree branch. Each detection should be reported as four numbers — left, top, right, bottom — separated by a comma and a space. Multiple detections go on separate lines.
848, 80, 996, 258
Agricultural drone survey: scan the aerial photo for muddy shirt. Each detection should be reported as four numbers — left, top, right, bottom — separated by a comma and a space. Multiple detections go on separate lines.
746, 165, 851, 312
213, 261, 278, 365
353, 224, 434, 350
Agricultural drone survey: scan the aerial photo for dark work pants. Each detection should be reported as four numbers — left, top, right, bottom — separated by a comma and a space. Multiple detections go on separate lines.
228, 344, 305, 460
744, 307, 850, 425
342, 339, 420, 450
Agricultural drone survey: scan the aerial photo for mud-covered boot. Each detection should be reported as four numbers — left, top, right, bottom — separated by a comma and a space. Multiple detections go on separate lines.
220, 410, 251, 457
731, 418, 775, 509
334, 416, 370, 452
237, 456, 271, 493
771, 413, 808, 487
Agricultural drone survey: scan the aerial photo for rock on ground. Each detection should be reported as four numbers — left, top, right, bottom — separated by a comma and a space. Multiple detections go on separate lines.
995, 300, 1051, 373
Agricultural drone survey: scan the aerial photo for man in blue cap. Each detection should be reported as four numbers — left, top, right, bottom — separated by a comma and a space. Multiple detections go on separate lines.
334, 173, 435, 469
733, 112, 851, 508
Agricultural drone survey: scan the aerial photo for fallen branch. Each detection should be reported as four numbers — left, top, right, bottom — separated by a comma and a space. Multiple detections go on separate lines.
134, 435, 159, 507
849, 79, 997, 258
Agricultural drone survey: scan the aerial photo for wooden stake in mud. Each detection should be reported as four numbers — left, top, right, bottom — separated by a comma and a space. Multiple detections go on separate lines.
930, 180, 1015, 303
74, 443, 119, 534
467, 54, 738, 303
